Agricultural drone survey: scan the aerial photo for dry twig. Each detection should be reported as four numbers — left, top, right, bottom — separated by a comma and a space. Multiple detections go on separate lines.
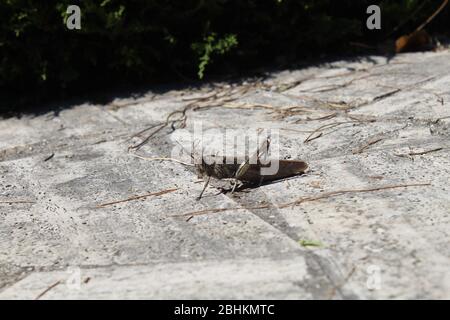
395, 147, 443, 157
34, 280, 61, 300
416, 0, 448, 32
97, 188, 178, 208
130, 153, 194, 166
352, 137, 384, 154
408, 147, 443, 156
304, 121, 359, 143
171, 183, 430, 218
0, 200, 35, 204
326, 266, 357, 300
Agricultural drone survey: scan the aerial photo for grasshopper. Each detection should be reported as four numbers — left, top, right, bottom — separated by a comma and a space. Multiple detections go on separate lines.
191, 137, 308, 200
133, 137, 308, 200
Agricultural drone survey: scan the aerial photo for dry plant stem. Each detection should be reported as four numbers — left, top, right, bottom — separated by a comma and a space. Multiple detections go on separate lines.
305, 112, 338, 121
408, 147, 443, 155
304, 115, 377, 144
326, 266, 357, 300
43, 153, 55, 162
129, 100, 196, 150
34, 280, 61, 300
129, 123, 167, 150
129, 103, 200, 149
376, 81, 443, 104
352, 137, 384, 154
172, 183, 430, 218
305, 132, 323, 142
130, 154, 194, 167
129, 122, 165, 140
396, 147, 443, 157
129, 86, 309, 149
97, 188, 178, 208
197, 176, 211, 201
304, 121, 361, 143
347, 115, 377, 122
0, 200, 35, 204
277, 183, 430, 208
199, 102, 310, 121
435, 116, 450, 122
181, 92, 218, 102
384, 0, 430, 39
281, 128, 316, 134
416, 0, 448, 32
303, 75, 373, 93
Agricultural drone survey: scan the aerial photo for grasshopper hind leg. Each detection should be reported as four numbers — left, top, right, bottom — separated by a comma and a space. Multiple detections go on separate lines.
231, 178, 242, 194
230, 179, 237, 194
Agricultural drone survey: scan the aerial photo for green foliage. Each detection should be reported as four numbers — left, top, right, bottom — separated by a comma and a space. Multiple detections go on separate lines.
0, 0, 448, 107
298, 239, 324, 248
192, 33, 238, 79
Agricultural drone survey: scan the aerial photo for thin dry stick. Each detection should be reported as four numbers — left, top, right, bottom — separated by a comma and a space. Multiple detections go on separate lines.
34, 280, 61, 300
128, 100, 203, 150
129, 81, 308, 149
416, 0, 448, 32
304, 121, 357, 143
408, 147, 443, 156
376, 78, 442, 104
347, 114, 377, 123
325, 101, 355, 111
276, 77, 314, 92
171, 183, 430, 218
435, 116, 450, 122
0, 200, 35, 204
198, 102, 311, 121
384, 0, 430, 39
176, 207, 233, 218
97, 188, 178, 208
129, 123, 167, 150
301, 75, 373, 93
305, 132, 323, 143
129, 122, 165, 140
305, 116, 377, 143
278, 182, 430, 208
43, 153, 55, 162
195, 102, 276, 112
181, 91, 218, 102
352, 137, 384, 154
130, 153, 194, 166
327, 266, 357, 300
129, 100, 197, 149
304, 112, 338, 122
280, 128, 316, 134
395, 147, 443, 157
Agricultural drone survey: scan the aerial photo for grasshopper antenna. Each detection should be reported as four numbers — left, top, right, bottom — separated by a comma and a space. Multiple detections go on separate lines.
173, 139, 195, 162
130, 153, 194, 167
129, 139, 197, 167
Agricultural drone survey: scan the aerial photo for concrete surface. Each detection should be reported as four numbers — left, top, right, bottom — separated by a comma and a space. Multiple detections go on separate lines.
0, 50, 449, 299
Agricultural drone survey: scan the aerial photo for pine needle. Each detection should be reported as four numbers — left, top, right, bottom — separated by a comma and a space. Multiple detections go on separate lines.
171, 182, 431, 218
97, 188, 178, 208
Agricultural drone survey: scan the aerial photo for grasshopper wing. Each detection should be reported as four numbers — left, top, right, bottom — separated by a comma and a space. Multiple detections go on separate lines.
239, 159, 308, 183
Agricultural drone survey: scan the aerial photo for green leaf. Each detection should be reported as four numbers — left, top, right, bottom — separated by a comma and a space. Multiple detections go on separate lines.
192, 33, 238, 79
298, 239, 324, 247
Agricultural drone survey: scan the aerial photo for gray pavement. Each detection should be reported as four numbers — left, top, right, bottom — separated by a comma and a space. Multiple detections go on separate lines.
1, 50, 449, 299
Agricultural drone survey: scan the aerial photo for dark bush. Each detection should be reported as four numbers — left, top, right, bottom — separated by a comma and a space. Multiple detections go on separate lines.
0, 0, 448, 108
